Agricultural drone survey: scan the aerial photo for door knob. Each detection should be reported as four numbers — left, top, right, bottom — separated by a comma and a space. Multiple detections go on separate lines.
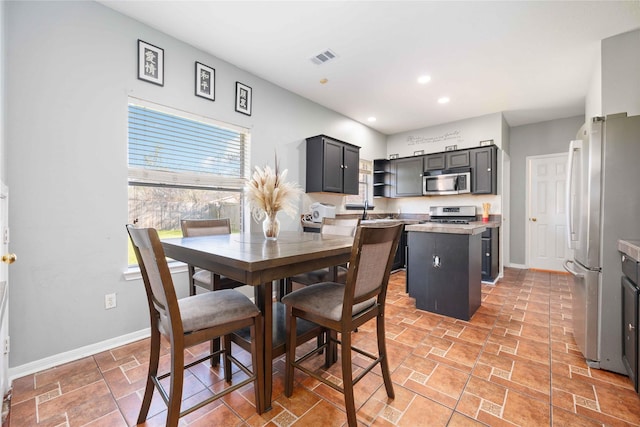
1, 253, 16, 264
531, 218, 537, 222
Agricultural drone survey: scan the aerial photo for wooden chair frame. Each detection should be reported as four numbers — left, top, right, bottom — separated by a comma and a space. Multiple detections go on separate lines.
127, 225, 265, 426
283, 224, 402, 426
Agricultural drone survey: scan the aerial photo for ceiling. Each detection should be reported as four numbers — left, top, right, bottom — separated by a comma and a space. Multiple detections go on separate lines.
100, 1, 640, 135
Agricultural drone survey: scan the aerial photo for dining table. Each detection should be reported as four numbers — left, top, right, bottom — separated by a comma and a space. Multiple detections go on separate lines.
160, 230, 354, 413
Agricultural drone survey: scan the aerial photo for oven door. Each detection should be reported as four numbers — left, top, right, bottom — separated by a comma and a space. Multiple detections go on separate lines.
423, 173, 459, 195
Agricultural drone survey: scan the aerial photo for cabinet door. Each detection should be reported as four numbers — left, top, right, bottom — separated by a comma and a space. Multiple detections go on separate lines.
392, 157, 424, 197
342, 144, 360, 195
424, 153, 445, 171
446, 150, 470, 169
322, 138, 345, 193
471, 146, 497, 194
481, 238, 491, 280
622, 276, 638, 390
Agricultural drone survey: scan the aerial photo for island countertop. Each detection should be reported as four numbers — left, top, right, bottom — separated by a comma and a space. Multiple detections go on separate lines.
405, 221, 490, 235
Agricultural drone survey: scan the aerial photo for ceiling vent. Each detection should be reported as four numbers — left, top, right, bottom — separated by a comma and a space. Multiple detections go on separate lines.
310, 49, 338, 65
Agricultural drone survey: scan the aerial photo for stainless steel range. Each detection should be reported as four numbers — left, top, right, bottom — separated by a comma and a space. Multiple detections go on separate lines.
428, 206, 476, 224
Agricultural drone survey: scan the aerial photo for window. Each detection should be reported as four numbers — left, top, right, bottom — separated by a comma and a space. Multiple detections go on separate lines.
127, 98, 250, 264
345, 158, 373, 208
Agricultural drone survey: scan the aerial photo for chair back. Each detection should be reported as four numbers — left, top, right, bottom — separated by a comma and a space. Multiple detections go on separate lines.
181, 218, 231, 237
321, 217, 360, 237
127, 225, 182, 337
343, 224, 402, 312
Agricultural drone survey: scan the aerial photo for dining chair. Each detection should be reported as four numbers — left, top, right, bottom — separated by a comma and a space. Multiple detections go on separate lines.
282, 223, 402, 427
284, 217, 360, 295
180, 218, 244, 295
181, 218, 248, 366
127, 225, 265, 426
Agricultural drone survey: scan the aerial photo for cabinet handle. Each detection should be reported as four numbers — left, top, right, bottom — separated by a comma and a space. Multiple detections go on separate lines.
344, 165, 348, 169
487, 168, 491, 171
486, 253, 490, 257
629, 323, 636, 332
433, 255, 441, 268
622, 255, 626, 262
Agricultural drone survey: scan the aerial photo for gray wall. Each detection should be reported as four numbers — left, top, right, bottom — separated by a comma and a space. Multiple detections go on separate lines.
602, 29, 640, 118
508, 115, 584, 265
5, 1, 386, 368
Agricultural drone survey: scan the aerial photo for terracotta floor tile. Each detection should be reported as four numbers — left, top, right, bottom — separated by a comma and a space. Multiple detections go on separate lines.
10, 269, 640, 426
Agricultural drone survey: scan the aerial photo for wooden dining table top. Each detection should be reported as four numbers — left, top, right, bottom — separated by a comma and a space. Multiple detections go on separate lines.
161, 230, 355, 286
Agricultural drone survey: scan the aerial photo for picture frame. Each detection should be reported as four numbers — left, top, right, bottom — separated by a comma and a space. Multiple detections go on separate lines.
413, 150, 424, 156
389, 153, 399, 159
138, 40, 164, 86
235, 82, 252, 116
479, 139, 494, 147
195, 62, 215, 101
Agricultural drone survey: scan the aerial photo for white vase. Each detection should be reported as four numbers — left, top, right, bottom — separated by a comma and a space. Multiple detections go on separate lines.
262, 213, 280, 240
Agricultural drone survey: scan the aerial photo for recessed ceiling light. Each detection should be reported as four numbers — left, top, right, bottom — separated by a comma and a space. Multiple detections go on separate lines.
417, 75, 431, 84
319, 78, 329, 84
438, 97, 450, 104
367, 117, 377, 122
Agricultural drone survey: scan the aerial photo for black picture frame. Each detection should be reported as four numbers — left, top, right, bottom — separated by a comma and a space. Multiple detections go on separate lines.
235, 82, 252, 116
138, 40, 164, 86
195, 62, 215, 101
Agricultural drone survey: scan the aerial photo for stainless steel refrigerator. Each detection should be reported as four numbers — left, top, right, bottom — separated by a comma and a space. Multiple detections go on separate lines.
564, 112, 640, 374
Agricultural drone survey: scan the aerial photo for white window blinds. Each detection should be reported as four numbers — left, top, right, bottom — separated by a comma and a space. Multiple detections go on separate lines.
127, 98, 250, 189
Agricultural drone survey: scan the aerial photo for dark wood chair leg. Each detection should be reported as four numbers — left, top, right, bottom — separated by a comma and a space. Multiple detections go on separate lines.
340, 330, 357, 427
223, 334, 232, 382
166, 343, 185, 427
377, 314, 394, 398
210, 337, 221, 367
284, 306, 297, 397
137, 327, 160, 424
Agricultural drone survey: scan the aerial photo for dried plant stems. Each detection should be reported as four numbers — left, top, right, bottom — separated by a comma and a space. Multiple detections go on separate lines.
245, 158, 302, 223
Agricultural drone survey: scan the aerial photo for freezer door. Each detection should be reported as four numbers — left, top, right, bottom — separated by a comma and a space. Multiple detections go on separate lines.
564, 260, 600, 363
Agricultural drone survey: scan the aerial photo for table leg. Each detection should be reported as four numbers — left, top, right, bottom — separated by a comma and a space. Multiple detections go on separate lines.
254, 281, 273, 412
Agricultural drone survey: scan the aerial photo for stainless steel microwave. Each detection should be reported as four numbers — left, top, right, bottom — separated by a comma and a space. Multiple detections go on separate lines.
423, 170, 471, 195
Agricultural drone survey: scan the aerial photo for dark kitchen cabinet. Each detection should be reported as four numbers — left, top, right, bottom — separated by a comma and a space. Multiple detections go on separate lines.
621, 251, 640, 393
392, 228, 407, 271
373, 159, 391, 198
306, 135, 360, 194
622, 276, 638, 391
424, 150, 470, 171
481, 227, 499, 282
407, 231, 482, 320
392, 157, 424, 197
470, 145, 497, 194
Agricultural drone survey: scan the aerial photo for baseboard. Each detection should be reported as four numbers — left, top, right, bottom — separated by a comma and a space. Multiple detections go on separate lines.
8, 328, 151, 381
508, 263, 527, 269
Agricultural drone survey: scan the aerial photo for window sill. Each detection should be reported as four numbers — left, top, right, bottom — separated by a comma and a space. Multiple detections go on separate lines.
123, 261, 188, 281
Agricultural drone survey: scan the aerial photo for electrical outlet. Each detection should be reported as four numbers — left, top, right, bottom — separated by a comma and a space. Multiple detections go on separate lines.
4, 337, 9, 354
105, 293, 117, 309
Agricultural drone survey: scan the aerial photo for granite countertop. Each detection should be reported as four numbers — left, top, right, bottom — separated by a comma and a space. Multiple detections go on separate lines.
618, 239, 640, 261
405, 222, 488, 235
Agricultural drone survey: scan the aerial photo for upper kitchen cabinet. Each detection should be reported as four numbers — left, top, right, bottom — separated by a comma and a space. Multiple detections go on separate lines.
424, 150, 470, 171
392, 156, 424, 197
306, 135, 360, 194
470, 145, 497, 194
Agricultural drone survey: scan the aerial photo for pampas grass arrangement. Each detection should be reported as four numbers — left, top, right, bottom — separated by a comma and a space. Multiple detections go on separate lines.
245, 156, 302, 228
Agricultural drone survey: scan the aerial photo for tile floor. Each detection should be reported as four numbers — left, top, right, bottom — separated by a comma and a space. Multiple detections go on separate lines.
8, 268, 640, 426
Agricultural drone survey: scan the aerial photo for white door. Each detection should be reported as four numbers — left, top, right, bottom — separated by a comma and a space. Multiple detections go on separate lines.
0, 183, 10, 396
526, 153, 570, 271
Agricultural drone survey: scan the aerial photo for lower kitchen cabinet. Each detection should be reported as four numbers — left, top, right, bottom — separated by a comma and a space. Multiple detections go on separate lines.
622, 276, 638, 391
621, 250, 640, 393
392, 229, 407, 271
481, 227, 499, 282
407, 231, 482, 321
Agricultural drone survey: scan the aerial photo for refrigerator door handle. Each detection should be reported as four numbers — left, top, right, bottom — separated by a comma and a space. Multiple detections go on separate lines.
566, 140, 582, 249
563, 260, 584, 278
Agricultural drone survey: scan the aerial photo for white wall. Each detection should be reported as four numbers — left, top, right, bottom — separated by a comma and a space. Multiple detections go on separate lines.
5, 1, 386, 369
386, 112, 505, 158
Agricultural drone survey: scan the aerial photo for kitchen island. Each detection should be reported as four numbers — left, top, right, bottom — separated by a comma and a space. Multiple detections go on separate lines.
405, 222, 487, 321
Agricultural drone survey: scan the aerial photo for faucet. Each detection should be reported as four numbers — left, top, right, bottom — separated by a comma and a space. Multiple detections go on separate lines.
362, 200, 368, 220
